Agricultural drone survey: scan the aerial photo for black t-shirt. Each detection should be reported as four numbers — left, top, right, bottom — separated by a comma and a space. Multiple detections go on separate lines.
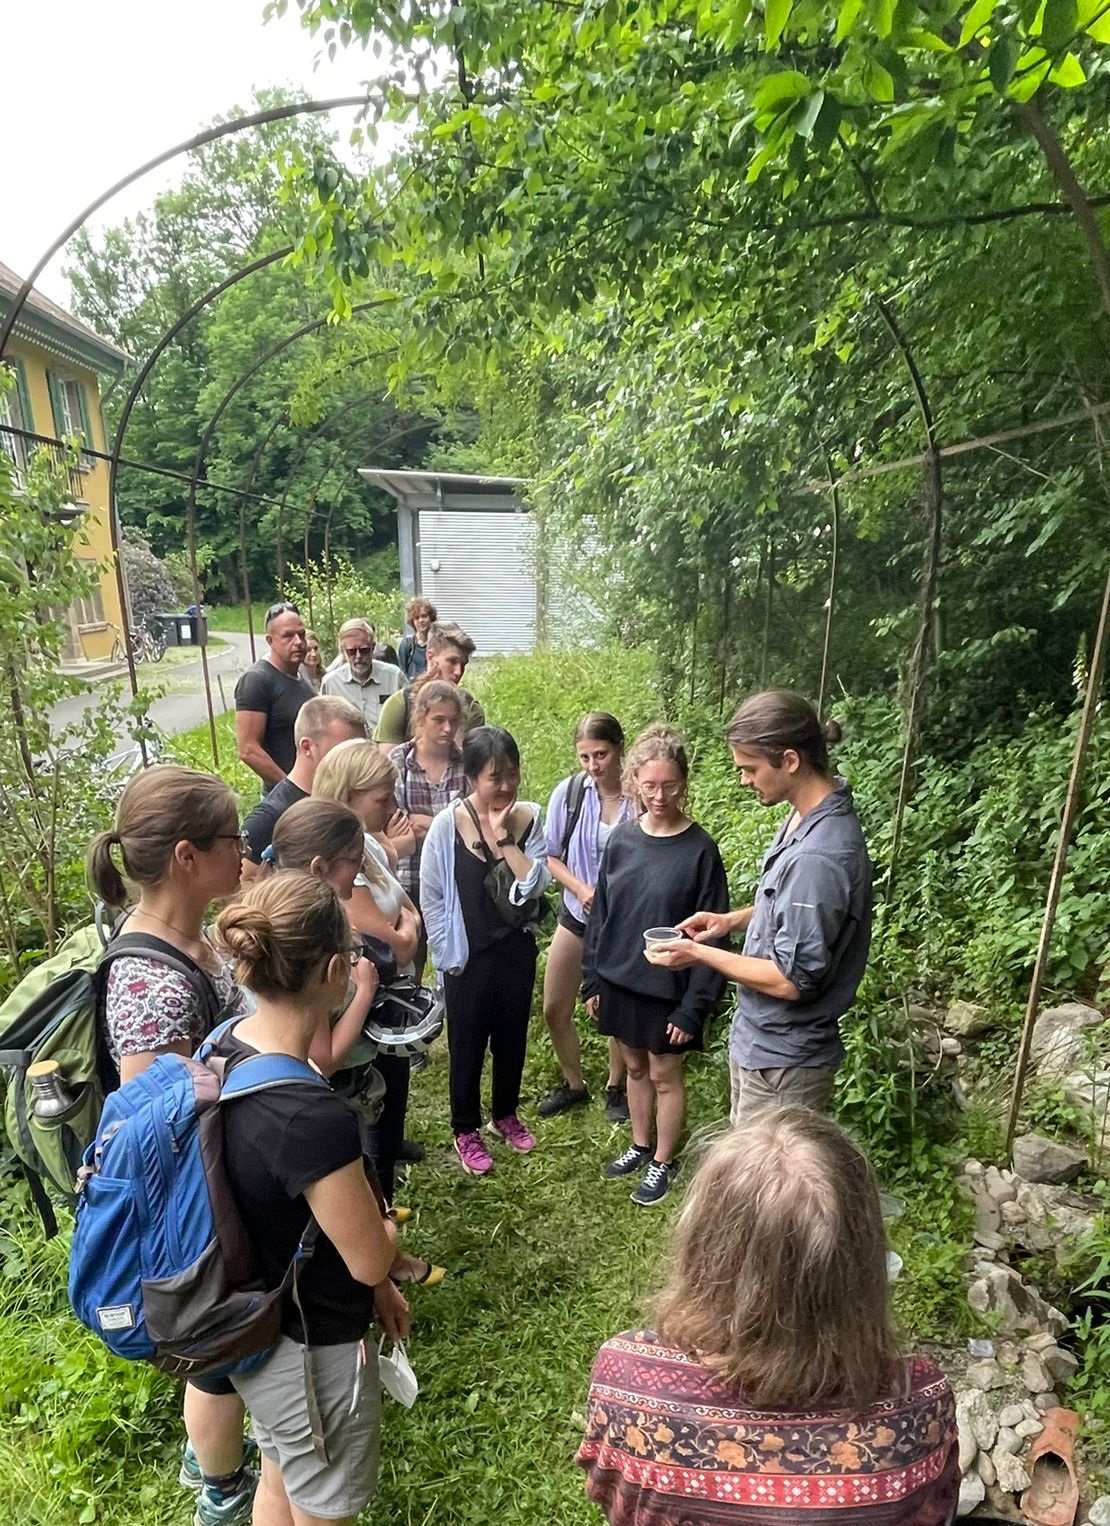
241, 778, 309, 864
215, 1029, 378, 1345
234, 659, 316, 779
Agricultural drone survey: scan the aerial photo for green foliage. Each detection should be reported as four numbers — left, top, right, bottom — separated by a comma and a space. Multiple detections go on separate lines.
281, 553, 404, 654
0, 407, 149, 978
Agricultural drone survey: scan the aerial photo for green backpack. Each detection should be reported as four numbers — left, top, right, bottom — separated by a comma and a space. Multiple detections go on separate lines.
0, 919, 222, 1237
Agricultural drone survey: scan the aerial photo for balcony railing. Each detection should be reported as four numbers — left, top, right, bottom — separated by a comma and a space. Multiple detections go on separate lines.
0, 423, 88, 508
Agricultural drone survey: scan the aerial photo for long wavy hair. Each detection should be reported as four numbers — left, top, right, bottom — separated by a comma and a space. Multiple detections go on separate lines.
653, 1108, 900, 1414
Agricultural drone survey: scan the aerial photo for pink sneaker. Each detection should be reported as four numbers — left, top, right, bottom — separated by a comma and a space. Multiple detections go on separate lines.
455, 1131, 494, 1175
490, 1114, 536, 1153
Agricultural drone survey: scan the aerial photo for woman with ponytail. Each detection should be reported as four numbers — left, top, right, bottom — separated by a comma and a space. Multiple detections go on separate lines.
213, 874, 406, 1526
647, 691, 874, 1126
87, 765, 256, 1525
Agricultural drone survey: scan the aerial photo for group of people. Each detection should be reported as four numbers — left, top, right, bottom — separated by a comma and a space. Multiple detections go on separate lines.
89, 602, 960, 1526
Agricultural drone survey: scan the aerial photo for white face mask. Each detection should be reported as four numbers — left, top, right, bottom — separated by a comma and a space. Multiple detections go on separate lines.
377, 1337, 419, 1408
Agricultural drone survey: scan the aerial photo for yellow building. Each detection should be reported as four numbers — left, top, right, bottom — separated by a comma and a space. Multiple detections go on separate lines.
0, 259, 132, 666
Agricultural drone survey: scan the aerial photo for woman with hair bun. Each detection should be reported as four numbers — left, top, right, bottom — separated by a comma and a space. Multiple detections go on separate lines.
578, 1107, 958, 1526
647, 690, 874, 1126
87, 765, 255, 1525
213, 873, 406, 1526
581, 725, 728, 1207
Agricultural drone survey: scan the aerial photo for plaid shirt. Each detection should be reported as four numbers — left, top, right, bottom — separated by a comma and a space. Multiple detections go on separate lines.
390, 741, 467, 896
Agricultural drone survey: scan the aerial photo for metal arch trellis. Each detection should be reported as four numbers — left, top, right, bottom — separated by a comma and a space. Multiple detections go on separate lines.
295, 414, 437, 633
104, 246, 294, 720
233, 348, 403, 657
184, 299, 397, 764
0, 96, 373, 362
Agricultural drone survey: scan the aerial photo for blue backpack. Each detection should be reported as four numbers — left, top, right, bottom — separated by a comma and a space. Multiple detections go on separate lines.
68, 1029, 326, 1381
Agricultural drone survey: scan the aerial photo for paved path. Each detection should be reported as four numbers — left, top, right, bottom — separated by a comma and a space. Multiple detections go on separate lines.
48, 630, 259, 743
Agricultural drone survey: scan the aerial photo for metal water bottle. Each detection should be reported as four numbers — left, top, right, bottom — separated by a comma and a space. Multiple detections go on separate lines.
28, 1060, 75, 1119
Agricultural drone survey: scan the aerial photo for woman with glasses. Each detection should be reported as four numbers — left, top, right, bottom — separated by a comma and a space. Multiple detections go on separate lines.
87, 765, 258, 1526
581, 725, 728, 1207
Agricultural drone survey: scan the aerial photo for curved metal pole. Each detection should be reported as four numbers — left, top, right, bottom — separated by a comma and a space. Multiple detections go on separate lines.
0, 97, 371, 360
238, 411, 290, 660
105, 247, 292, 711
276, 388, 392, 591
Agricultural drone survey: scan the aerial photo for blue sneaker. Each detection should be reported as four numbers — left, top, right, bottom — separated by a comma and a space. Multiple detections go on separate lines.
179, 1439, 260, 1492
193, 1472, 259, 1526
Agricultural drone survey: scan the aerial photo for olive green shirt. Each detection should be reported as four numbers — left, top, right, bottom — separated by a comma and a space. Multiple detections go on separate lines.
372, 685, 485, 744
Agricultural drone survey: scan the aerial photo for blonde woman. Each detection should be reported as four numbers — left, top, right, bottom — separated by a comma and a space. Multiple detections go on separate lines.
213, 874, 406, 1526
578, 1108, 958, 1525
313, 740, 422, 1203
581, 725, 728, 1206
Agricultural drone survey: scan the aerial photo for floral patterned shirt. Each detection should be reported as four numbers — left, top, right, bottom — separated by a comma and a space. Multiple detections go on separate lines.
577, 1331, 958, 1526
102, 950, 240, 1065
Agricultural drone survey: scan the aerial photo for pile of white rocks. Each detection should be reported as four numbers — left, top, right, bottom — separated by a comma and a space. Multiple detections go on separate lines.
953, 1157, 1100, 1517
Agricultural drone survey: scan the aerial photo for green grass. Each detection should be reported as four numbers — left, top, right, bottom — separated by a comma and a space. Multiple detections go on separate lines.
0, 641, 985, 1522
202, 604, 271, 635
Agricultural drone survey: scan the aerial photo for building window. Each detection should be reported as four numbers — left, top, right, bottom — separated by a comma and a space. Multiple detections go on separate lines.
0, 362, 30, 480
72, 560, 106, 628
47, 370, 94, 473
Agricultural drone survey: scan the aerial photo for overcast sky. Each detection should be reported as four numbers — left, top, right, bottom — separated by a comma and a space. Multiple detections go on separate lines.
3, 0, 384, 307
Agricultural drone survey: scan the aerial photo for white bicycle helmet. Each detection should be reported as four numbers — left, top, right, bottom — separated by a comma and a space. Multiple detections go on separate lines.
364, 979, 445, 1058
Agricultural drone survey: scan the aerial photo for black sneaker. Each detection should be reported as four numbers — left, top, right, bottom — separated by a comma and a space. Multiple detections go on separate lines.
397, 1139, 426, 1164
537, 1083, 590, 1118
604, 1085, 630, 1124
630, 1158, 680, 1207
604, 1142, 652, 1179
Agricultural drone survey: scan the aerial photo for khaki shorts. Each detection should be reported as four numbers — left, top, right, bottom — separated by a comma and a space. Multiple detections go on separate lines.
729, 1059, 838, 1126
233, 1335, 380, 1520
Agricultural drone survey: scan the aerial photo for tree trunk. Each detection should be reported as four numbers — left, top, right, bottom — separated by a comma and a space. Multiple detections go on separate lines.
817, 453, 841, 717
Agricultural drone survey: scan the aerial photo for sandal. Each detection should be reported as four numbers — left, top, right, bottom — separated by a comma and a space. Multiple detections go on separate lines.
1019, 1407, 1080, 1526
390, 1255, 446, 1288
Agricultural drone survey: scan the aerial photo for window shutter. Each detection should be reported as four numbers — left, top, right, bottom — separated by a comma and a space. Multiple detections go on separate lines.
75, 382, 93, 448
46, 370, 66, 437
13, 360, 32, 432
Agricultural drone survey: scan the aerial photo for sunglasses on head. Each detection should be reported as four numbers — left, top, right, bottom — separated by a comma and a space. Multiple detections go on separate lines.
266, 601, 300, 624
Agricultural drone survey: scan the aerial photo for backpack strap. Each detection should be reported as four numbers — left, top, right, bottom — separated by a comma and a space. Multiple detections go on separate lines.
219, 1052, 329, 1098
99, 933, 226, 1028
560, 772, 589, 861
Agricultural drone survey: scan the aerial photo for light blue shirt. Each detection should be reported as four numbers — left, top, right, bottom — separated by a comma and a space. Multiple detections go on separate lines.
420, 802, 550, 976
545, 774, 638, 921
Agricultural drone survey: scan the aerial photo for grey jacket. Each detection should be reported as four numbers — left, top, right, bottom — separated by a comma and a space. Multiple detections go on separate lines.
731, 781, 873, 1071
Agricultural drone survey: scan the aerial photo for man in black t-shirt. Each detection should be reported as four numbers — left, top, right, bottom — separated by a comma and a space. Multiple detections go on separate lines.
240, 695, 367, 877
234, 602, 316, 791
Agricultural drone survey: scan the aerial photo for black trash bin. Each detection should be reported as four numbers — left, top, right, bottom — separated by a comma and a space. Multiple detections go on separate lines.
185, 613, 208, 646
152, 614, 182, 648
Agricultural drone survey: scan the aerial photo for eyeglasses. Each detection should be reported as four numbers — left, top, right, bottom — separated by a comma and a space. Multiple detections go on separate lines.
343, 645, 375, 658
216, 829, 252, 853
265, 601, 300, 624
639, 781, 683, 798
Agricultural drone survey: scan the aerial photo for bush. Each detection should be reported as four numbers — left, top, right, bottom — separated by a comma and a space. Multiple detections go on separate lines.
119, 532, 178, 621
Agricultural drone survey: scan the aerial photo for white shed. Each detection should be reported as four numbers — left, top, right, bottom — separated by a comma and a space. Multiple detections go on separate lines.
359, 468, 537, 654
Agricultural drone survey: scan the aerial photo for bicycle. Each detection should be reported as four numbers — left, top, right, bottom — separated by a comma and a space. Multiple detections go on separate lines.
108, 620, 166, 665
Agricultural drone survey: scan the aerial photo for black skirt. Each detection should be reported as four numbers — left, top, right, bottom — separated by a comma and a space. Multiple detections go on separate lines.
595, 977, 702, 1056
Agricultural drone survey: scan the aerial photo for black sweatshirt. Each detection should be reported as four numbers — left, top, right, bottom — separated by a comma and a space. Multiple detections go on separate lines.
581, 819, 729, 1036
